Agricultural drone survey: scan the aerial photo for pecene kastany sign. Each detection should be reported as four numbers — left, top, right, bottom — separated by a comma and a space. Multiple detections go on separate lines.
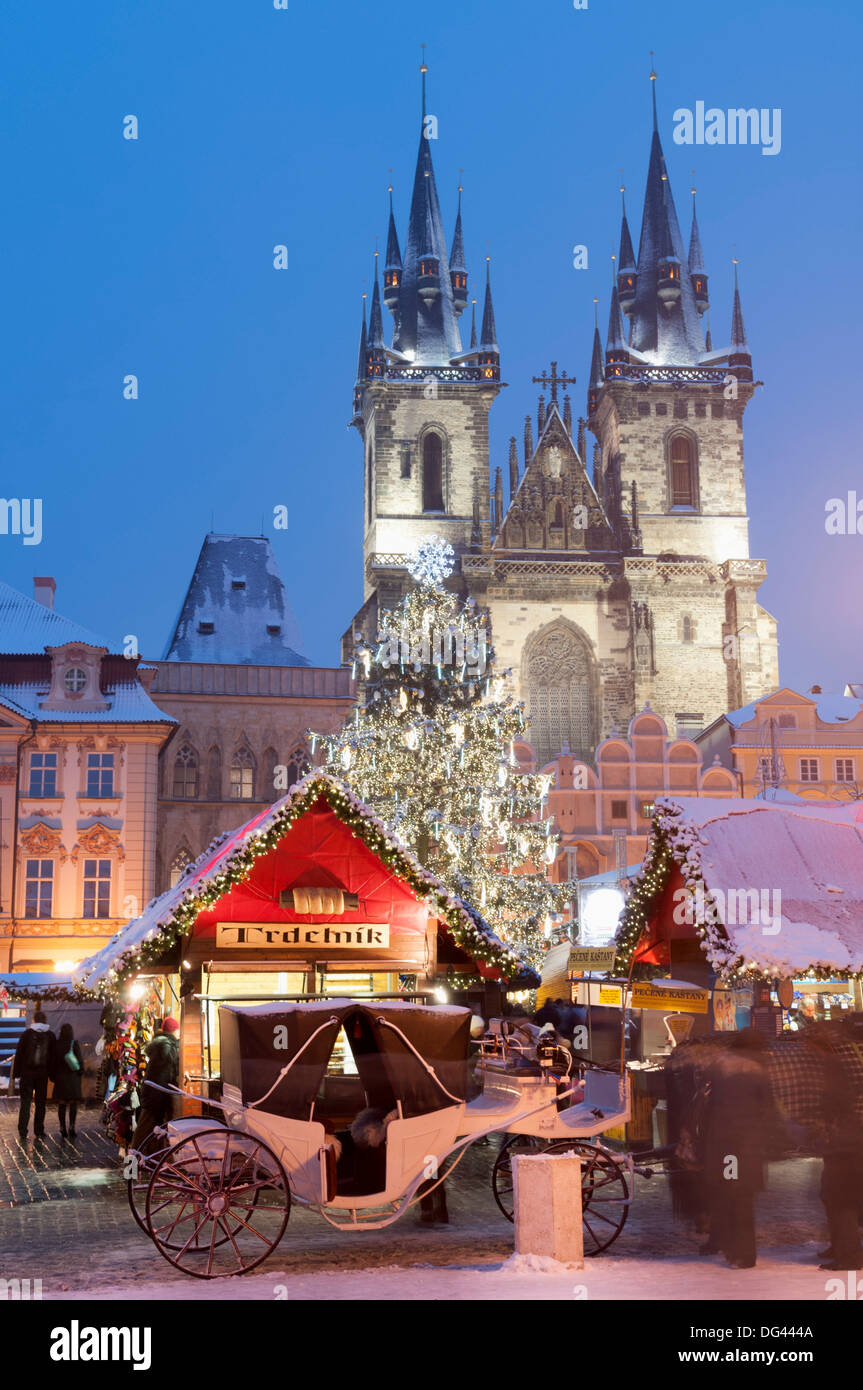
216, 923, 390, 949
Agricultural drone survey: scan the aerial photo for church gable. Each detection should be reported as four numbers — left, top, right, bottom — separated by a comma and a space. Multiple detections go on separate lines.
495, 405, 616, 555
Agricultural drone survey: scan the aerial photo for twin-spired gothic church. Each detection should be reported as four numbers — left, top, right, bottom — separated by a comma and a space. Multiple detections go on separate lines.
346, 67, 779, 769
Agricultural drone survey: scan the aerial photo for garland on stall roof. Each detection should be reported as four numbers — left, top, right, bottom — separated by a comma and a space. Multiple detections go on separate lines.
0, 981, 91, 1004
90, 775, 537, 999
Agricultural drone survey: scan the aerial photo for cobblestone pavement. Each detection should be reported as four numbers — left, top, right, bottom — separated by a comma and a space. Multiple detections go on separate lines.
0, 1100, 832, 1295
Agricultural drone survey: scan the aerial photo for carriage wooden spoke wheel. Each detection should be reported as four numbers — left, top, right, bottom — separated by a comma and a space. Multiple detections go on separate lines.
144, 1129, 290, 1278
128, 1128, 262, 1252
491, 1135, 630, 1256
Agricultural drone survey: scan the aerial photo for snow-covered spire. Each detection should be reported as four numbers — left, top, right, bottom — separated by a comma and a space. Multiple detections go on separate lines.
469, 297, 478, 350
383, 185, 403, 317
479, 257, 499, 355
587, 298, 604, 417
449, 185, 468, 316
352, 293, 368, 419
688, 183, 709, 316
730, 259, 747, 348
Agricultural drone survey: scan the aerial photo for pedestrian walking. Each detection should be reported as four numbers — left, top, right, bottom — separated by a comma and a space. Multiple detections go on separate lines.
14, 1009, 56, 1141
130, 1017, 180, 1153
52, 1022, 84, 1141
702, 1027, 773, 1269
810, 1018, 863, 1271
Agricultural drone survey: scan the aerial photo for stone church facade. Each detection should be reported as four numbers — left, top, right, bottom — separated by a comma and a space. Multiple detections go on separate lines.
347, 67, 779, 769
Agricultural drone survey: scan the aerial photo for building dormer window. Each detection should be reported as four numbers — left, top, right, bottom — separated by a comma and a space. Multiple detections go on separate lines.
197, 621, 214, 635
231, 580, 246, 591
64, 668, 87, 695
266, 624, 281, 636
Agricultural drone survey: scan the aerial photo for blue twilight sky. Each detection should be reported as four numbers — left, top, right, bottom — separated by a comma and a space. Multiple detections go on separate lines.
1, 0, 861, 692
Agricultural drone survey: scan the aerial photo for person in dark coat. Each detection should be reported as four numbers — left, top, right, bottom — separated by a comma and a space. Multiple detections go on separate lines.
52, 1023, 84, 1140
14, 1010, 56, 1141
701, 1027, 773, 1268
810, 1019, 863, 1271
130, 1018, 180, 1153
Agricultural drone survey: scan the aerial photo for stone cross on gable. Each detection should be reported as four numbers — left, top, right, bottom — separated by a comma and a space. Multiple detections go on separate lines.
531, 361, 577, 404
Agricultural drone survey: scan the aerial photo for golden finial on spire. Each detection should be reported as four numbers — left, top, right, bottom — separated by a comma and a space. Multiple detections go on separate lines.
649, 50, 656, 80
420, 41, 427, 74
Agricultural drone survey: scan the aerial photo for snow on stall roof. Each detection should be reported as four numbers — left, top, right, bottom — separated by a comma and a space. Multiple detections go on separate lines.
649, 794, 863, 974
74, 773, 530, 991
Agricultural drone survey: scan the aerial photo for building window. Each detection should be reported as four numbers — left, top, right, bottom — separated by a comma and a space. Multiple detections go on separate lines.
230, 747, 255, 800
172, 745, 198, 799
400, 447, 411, 479
86, 753, 114, 798
207, 746, 222, 800
640, 800, 655, 819
670, 435, 696, 508
551, 500, 564, 528
526, 622, 595, 767
675, 713, 703, 738
29, 752, 58, 797
170, 845, 193, 888
836, 758, 855, 783
25, 859, 53, 918
83, 858, 111, 918
681, 615, 696, 644
777, 714, 797, 729
800, 758, 820, 782
610, 799, 628, 819
366, 445, 374, 524
286, 745, 310, 789
422, 433, 445, 513
64, 667, 87, 695
637, 401, 651, 417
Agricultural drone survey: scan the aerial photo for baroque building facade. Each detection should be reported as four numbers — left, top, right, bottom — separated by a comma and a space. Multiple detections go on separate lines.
0, 578, 175, 973
346, 68, 779, 767
150, 534, 354, 892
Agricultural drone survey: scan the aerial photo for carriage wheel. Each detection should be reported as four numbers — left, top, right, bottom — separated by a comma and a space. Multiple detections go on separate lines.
128, 1127, 255, 1251
145, 1128, 290, 1278
492, 1135, 630, 1256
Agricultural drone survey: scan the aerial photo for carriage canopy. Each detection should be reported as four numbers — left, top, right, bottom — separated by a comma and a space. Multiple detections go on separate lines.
219, 999, 472, 1121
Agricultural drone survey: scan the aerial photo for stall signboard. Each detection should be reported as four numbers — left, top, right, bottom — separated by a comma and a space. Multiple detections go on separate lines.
631, 982, 709, 1015
598, 985, 623, 1007
216, 923, 390, 949
568, 947, 617, 973
793, 977, 852, 995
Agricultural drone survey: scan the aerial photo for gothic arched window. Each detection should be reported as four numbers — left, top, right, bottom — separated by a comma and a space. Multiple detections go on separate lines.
172, 744, 198, 800
681, 614, 695, 644
206, 746, 222, 801
286, 744, 310, 790
169, 844, 194, 888
525, 621, 596, 767
670, 435, 696, 508
422, 432, 445, 513
230, 747, 255, 800
551, 500, 564, 527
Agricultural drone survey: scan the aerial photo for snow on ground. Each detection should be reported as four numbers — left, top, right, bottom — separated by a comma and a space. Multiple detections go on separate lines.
45, 1247, 845, 1302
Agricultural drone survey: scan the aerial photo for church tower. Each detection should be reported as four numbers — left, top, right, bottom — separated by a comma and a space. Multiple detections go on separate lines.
347, 62, 502, 644
585, 67, 778, 735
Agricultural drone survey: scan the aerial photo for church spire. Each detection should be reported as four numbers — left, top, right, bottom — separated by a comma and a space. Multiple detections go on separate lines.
383, 185, 402, 316
469, 297, 478, 350
688, 183, 709, 315
392, 58, 463, 365
479, 256, 499, 357
730, 259, 747, 348
617, 184, 637, 318
508, 436, 519, 497
364, 255, 386, 381
449, 185, 468, 316
588, 298, 604, 417
352, 293, 367, 420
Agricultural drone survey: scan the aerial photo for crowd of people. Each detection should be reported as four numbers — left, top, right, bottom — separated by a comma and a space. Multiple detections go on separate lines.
13, 1010, 83, 1141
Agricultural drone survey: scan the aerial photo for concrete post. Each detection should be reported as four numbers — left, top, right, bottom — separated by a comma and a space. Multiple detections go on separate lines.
513, 1150, 584, 1266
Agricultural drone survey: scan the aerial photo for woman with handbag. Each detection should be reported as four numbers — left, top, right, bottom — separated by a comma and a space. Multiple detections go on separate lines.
52, 1023, 84, 1141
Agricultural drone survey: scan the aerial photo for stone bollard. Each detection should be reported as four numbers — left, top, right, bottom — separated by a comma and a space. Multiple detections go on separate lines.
513, 1150, 584, 1266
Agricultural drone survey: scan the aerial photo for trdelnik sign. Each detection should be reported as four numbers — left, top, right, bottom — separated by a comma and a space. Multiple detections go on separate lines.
216, 923, 390, 949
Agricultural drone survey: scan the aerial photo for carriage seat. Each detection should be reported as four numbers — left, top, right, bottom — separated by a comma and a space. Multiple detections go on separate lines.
556, 1069, 629, 1133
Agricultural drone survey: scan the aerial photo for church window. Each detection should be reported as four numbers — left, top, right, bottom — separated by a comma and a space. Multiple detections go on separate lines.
172, 744, 198, 799
695, 403, 707, 418
670, 435, 696, 508
711, 402, 724, 419
286, 744, 310, 789
551, 501, 564, 527
400, 447, 411, 479
206, 746, 222, 800
638, 401, 651, 417
655, 403, 668, 416
526, 622, 595, 766
673, 400, 688, 419
680, 615, 697, 644
422, 432, 445, 513
230, 747, 255, 800
366, 445, 374, 524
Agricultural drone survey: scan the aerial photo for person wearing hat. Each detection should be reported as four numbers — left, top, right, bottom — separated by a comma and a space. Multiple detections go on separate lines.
130, 1017, 181, 1154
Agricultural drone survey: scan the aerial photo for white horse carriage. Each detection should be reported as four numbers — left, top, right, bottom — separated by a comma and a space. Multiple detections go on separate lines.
129, 999, 632, 1277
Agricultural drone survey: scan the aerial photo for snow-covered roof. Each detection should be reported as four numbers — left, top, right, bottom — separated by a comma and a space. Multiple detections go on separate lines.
721, 692, 863, 730
162, 535, 308, 667
0, 581, 114, 655
74, 773, 536, 992
622, 795, 863, 977
0, 681, 175, 725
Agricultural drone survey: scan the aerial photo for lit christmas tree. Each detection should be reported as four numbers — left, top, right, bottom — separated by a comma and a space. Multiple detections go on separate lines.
313, 538, 573, 966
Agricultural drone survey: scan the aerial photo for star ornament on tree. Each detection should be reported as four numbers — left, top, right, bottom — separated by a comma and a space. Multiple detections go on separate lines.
406, 535, 455, 588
